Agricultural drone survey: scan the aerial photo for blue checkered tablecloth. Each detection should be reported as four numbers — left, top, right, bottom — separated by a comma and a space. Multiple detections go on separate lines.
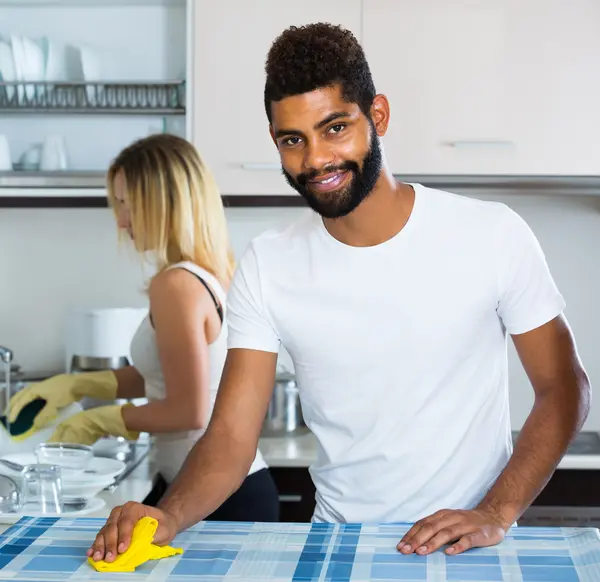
1, 517, 600, 581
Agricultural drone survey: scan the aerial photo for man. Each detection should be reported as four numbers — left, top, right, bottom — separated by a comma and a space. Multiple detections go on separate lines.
89, 23, 590, 559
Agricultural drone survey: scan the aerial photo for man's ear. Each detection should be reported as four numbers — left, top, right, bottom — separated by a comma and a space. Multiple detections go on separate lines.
269, 125, 277, 146
370, 94, 391, 137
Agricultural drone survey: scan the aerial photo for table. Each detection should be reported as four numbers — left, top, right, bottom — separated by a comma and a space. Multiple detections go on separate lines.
1, 517, 600, 581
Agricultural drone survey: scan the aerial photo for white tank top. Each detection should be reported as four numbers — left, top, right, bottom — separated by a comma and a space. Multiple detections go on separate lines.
129, 261, 267, 482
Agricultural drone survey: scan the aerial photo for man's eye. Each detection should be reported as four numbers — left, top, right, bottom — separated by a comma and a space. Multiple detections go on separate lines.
329, 124, 346, 134
283, 137, 301, 146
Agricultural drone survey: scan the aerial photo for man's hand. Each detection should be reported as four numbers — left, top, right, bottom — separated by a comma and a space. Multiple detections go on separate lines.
87, 502, 179, 563
397, 508, 509, 556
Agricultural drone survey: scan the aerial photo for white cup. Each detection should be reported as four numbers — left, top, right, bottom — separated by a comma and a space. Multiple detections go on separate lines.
0, 135, 12, 171
40, 135, 68, 171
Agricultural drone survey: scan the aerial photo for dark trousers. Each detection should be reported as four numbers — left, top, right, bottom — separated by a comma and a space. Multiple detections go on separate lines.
143, 468, 280, 522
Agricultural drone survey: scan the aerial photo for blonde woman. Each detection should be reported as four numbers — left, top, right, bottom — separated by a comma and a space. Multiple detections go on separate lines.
7, 134, 279, 522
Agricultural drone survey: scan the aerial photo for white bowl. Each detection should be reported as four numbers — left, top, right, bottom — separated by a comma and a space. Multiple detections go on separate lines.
34, 443, 93, 475
62, 475, 115, 500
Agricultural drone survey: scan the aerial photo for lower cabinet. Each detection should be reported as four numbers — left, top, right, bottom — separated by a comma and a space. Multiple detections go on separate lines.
520, 470, 600, 528
270, 467, 316, 523
269, 467, 600, 526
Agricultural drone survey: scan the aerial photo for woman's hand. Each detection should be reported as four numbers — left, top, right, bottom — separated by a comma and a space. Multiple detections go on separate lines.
48, 404, 139, 446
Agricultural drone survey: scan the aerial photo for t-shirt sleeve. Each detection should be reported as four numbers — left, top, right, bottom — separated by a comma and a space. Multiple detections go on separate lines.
496, 206, 566, 335
226, 243, 281, 353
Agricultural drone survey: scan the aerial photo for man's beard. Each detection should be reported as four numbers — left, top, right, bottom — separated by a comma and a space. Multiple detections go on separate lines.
282, 128, 383, 219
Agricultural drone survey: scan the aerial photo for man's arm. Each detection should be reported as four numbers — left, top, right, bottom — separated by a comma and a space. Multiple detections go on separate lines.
398, 315, 590, 556
88, 348, 277, 562
157, 348, 278, 529
477, 314, 590, 523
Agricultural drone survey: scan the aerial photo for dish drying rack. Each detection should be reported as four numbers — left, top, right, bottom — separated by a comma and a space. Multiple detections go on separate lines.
0, 80, 186, 114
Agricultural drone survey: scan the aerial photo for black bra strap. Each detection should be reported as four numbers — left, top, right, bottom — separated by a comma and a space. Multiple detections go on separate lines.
192, 274, 224, 324
149, 271, 224, 328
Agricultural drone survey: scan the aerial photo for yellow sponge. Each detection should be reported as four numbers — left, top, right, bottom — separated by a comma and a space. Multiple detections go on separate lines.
88, 516, 183, 573
0, 397, 48, 442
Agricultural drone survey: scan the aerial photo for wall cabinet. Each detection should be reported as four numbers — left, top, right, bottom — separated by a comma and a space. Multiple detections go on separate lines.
363, 0, 600, 177
0, 0, 187, 205
3, 0, 600, 207
364, 0, 515, 176
505, 0, 600, 176
189, 0, 362, 197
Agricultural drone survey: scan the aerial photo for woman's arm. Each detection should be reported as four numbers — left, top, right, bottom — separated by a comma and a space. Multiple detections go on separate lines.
121, 268, 214, 434
113, 366, 146, 399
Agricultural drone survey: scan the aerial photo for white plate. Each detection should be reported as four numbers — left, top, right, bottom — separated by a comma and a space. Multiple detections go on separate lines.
63, 475, 115, 500
0, 40, 16, 100
21, 36, 45, 99
9, 35, 25, 101
0, 496, 105, 524
0, 453, 125, 482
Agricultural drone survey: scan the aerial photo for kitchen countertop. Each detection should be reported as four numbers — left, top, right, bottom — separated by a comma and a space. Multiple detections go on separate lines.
4, 517, 600, 581
2, 431, 599, 533
0, 433, 312, 529
0, 435, 314, 531
259, 430, 600, 470
89, 430, 600, 519
258, 432, 318, 468
94, 433, 320, 514
89, 433, 319, 516
0, 453, 157, 534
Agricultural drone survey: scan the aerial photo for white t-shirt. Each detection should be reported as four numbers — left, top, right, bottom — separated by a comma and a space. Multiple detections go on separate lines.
227, 184, 566, 524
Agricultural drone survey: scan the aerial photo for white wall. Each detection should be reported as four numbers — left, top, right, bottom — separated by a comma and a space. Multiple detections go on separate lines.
478, 193, 600, 430
0, 205, 302, 370
0, 193, 598, 430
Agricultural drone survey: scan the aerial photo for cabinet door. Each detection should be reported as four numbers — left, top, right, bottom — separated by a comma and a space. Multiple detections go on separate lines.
507, 0, 600, 175
270, 467, 316, 522
189, 0, 362, 196
363, 0, 515, 175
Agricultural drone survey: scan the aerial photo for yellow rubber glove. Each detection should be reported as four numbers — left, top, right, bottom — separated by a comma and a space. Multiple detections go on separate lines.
88, 516, 183, 573
7, 371, 118, 430
48, 404, 139, 446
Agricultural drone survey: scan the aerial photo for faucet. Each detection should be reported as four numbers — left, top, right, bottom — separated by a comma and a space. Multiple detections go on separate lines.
0, 346, 12, 431
0, 346, 13, 364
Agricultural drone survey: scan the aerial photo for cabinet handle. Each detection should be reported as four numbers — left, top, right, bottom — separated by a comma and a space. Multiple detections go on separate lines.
279, 494, 303, 503
241, 163, 281, 171
443, 140, 515, 149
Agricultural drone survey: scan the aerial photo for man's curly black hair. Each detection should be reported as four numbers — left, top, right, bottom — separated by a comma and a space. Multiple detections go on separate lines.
264, 23, 376, 123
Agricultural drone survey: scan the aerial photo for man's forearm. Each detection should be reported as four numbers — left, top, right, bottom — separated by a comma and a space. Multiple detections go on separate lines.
157, 428, 254, 531
477, 380, 590, 526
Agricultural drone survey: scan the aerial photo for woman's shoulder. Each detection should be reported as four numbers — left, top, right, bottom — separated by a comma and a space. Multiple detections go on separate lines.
149, 264, 227, 314
167, 261, 228, 291
149, 268, 210, 309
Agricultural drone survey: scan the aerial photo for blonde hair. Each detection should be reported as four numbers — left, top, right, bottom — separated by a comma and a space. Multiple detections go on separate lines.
107, 134, 235, 284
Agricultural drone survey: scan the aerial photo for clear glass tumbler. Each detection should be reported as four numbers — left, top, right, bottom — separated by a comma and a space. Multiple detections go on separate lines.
0, 474, 22, 513
22, 464, 63, 514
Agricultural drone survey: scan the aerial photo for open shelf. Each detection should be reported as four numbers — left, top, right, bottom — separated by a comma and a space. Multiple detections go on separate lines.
0, 81, 185, 114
